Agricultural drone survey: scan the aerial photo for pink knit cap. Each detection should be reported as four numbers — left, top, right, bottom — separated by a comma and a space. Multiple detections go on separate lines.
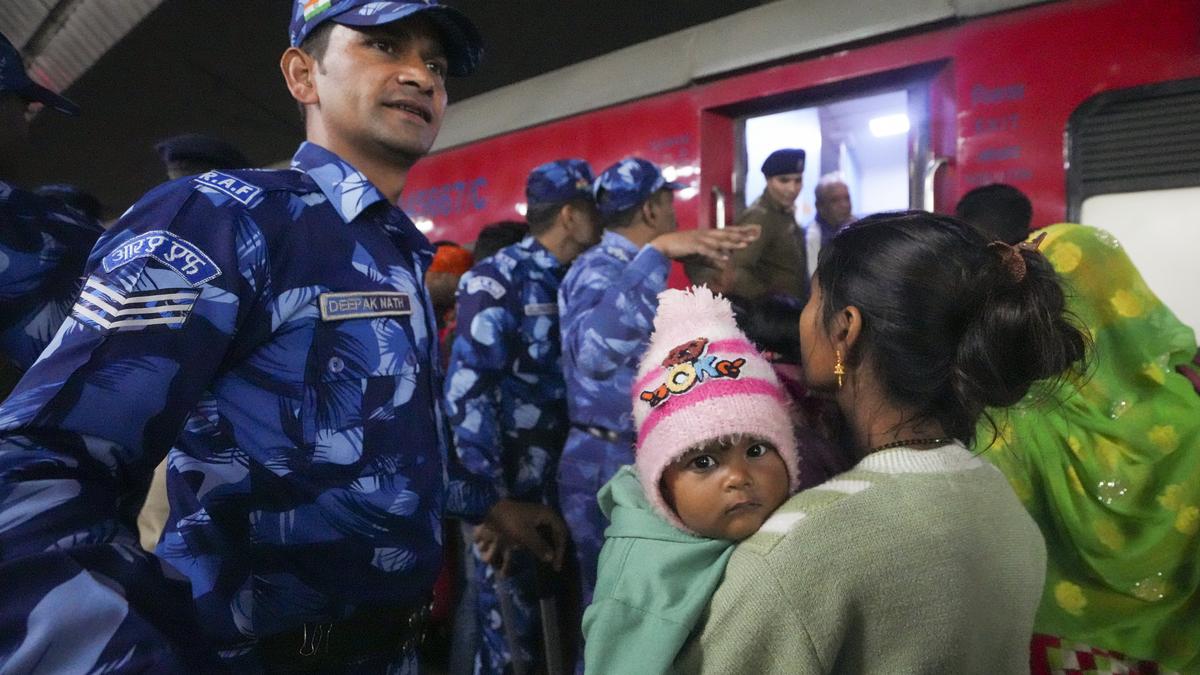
632, 285, 801, 532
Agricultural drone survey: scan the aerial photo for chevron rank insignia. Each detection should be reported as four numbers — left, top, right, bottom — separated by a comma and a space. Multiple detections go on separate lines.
72, 277, 199, 333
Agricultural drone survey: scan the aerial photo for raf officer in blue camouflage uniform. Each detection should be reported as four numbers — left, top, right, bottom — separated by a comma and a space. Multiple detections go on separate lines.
557, 158, 759, 614
0, 32, 103, 383
0, 1, 482, 672
445, 159, 599, 675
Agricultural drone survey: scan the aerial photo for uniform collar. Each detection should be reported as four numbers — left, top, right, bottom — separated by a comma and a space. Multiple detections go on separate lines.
519, 235, 564, 268
291, 142, 388, 224
601, 229, 640, 257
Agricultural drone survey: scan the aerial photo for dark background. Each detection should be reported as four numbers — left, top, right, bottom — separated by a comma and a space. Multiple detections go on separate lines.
9, 1, 766, 215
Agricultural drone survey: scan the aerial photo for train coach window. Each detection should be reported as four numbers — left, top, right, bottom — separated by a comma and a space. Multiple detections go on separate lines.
741, 89, 911, 223
1068, 78, 1200, 330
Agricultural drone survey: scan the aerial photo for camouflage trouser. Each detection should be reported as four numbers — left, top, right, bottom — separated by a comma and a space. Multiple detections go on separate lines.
470, 536, 542, 675
555, 429, 634, 609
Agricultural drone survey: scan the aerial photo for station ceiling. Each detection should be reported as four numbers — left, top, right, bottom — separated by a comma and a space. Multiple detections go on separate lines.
4, 0, 766, 217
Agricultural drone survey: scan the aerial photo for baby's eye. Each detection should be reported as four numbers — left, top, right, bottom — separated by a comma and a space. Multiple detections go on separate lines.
689, 455, 716, 471
746, 443, 768, 458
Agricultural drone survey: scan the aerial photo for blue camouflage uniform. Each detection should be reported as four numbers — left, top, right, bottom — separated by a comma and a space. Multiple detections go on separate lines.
445, 237, 569, 518
556, 158, 682, 610
0, 142, 450, 672
0, 182, 103, 371
0, 31, 102, 376
445, 159, 593, 675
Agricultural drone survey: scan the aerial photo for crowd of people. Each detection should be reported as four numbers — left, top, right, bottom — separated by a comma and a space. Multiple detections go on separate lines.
0, 1, 1197, 674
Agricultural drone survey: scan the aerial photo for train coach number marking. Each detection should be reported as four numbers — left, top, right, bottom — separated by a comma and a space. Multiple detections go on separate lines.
403, 178, 488, 218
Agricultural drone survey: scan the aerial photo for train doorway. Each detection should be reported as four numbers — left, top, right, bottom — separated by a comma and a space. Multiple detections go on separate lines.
739, 89, 912, 226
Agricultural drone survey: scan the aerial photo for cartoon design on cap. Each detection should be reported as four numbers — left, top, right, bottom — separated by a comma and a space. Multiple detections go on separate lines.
662, 338, 708, 367
639, 337, 746, 408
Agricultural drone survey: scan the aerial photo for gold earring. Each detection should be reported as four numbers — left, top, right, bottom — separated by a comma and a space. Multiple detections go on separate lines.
833, 349, 845, 388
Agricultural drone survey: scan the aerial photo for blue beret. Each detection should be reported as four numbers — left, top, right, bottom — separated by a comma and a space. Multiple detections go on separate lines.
593, 158, 683, 217
761, 149, 806, 177
290, 0, 483, 77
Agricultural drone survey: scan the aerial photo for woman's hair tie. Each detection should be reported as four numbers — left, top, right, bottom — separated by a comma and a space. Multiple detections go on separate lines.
988, 231, 1047, 283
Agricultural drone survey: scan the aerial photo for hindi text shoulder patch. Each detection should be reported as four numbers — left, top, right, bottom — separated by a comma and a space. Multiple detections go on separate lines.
102, 231, 222, 286
320, 292, 413, 321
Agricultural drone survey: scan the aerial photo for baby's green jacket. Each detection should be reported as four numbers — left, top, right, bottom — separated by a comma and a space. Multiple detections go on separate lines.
581, 465, 734, 675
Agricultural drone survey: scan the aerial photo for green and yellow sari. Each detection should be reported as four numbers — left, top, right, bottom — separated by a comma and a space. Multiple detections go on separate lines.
981, 223, 1200, 672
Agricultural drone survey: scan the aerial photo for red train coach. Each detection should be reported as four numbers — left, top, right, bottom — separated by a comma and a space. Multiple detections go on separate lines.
405, 0, 1200, 327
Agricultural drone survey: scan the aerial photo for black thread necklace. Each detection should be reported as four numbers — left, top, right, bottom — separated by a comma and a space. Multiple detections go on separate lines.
867, 437, 956, 454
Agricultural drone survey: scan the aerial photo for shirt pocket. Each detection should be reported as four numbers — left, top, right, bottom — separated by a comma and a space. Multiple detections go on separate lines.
304, 316, 417, 468
520, 302, 559, 363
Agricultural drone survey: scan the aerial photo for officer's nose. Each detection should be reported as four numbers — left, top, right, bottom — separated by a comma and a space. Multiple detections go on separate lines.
396, 57, 437, 94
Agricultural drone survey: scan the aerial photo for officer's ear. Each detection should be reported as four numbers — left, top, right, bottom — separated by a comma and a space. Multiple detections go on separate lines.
640, 198, 656, 228
281, 47, 319, 106
557, 203, 573, 227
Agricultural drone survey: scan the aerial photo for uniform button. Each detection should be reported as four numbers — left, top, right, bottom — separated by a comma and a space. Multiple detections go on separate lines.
327, 356, 345, 374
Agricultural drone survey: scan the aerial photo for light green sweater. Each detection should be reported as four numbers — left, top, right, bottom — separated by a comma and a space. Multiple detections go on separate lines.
582, 466, 734, 675
676, 444, 1047, 674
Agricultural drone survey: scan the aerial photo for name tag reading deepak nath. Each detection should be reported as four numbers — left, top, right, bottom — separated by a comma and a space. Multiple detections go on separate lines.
320, 292, 413, 321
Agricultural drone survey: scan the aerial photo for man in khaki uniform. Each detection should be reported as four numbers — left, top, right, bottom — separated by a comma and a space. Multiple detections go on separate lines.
725, 148, 808, 300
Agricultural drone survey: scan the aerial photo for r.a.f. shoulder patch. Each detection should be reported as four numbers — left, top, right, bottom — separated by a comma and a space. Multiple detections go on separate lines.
194, 171, 263, 205
465, 275, 506, 300
102, 231, 222, 287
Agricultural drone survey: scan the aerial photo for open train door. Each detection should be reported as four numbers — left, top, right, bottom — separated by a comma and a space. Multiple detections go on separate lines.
1067, 78, 1200, 330
698, 61, 956, 240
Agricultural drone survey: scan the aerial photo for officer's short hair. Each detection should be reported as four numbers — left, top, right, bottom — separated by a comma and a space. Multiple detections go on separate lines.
296, 22, 335, 120
603, 189, 668, 230
526, 198, 594, 236
604, 205, 638, 230
525, 201, 563, 236
300, 21, 335, 63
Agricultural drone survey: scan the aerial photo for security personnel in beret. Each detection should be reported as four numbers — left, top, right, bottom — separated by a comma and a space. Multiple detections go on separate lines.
0, 1, 482, 671
155, 133, 251, 180
0, 31, 103, 389
445, 159, 599, 674
725, 148, 809, 300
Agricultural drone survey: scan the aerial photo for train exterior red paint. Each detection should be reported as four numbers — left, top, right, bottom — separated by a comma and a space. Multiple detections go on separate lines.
404, 0, 1200, 249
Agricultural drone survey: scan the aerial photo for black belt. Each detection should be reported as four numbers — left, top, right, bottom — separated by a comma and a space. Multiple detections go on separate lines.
572, 423, 635, 444
257, 604, 429, 672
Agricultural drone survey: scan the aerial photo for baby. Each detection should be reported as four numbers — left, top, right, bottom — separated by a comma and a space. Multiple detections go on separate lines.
582, 286, 802, 674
